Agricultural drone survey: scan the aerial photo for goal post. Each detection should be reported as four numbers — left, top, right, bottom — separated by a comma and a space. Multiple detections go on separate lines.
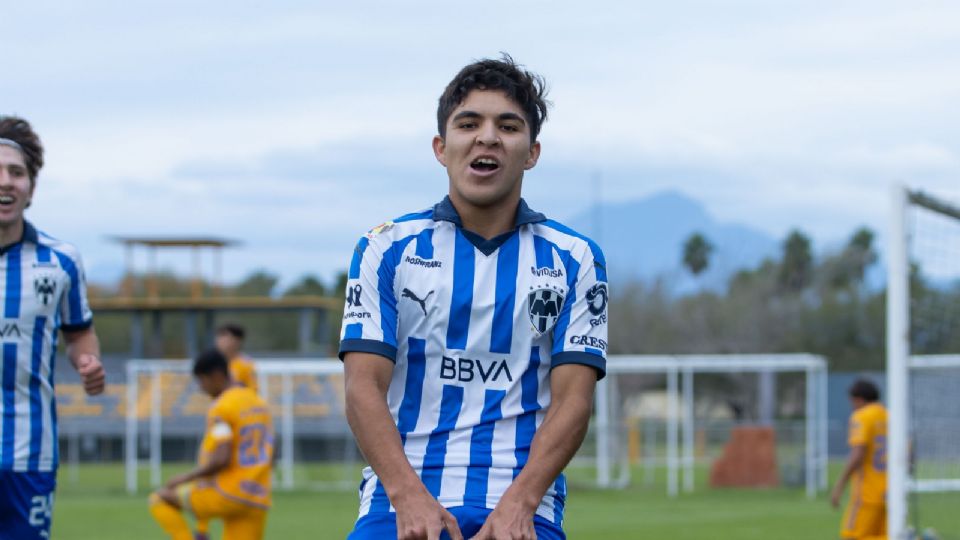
592, 354, 829, 498
888, 186, 960, 538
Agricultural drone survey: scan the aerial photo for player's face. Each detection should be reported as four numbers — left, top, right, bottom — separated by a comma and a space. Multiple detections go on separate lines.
215, 333, 240, 357
849, 396, 867, 410
433, 89, 541, 212
196, 372, 227, 398
0, 146, 34, 228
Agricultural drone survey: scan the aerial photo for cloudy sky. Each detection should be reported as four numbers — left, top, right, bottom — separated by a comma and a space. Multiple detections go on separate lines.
5, 0, 960, 288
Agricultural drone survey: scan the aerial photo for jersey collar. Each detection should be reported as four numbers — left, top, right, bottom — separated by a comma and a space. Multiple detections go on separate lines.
432, 195, 546, 228
432, 196, 547, 256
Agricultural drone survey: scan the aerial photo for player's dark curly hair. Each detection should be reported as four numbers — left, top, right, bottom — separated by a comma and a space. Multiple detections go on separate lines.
216, 323, 246, 340
193, 349, 230, 377
0, 116, 44, 183
437, 53, 549, 143
849, 378, 880, 402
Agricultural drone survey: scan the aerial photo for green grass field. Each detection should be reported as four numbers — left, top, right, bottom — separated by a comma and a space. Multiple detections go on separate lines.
51, 463, 960, 539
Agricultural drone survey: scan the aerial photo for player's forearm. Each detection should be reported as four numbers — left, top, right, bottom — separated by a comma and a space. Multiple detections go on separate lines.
345, 378, 426, 500
63, 326, 100, 369
834, 448, 866, 492
504, 371, 595, 511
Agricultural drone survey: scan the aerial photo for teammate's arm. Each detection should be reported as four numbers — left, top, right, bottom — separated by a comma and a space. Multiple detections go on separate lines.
344, 352, 463, 540
831, 445, 867, 508
471, 363, 596, 540
63, 326, 105, 396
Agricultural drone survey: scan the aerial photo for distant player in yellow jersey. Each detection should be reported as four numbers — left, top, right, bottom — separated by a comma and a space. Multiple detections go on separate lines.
216, 323, 258, 393
149, 349, 274, 540
831, 379, 887, 540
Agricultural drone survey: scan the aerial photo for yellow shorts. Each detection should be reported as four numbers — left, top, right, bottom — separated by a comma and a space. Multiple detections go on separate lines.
178, 482, 268, 540
841, 498, 886, 540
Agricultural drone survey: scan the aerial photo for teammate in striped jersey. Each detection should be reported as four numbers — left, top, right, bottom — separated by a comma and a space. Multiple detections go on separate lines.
0, 116, 105, 539
340, 55, 607, 540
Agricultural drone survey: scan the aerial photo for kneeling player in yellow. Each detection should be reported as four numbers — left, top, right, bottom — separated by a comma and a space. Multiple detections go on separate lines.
149, 349, 274, 540
831, 379, 887, 540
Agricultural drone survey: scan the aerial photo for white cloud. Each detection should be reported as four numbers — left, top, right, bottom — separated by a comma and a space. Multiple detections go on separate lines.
8, 0, 960, 284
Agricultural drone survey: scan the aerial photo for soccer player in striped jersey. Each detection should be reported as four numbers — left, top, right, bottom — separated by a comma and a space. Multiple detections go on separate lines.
340, 55, 607, 540
0, 116, 105, 539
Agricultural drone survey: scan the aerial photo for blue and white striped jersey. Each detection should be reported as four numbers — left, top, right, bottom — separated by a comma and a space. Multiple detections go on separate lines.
0, 222, 93, 472
339, 197, 608, 525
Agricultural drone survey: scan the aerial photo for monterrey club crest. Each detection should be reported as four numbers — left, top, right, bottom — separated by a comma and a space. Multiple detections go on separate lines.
528, 286, 565, 335
34, 275, 57, 306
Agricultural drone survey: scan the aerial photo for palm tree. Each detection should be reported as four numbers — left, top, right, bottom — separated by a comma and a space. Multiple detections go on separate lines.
682, 232, 713, 276
778, 230, 813, 292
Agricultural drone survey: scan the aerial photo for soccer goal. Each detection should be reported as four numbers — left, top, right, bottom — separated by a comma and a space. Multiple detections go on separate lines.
888, 187, 960, 538
124, 358, 359, 494
589, 354, 829, 499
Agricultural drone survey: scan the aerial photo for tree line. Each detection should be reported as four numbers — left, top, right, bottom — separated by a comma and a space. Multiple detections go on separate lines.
612, 226, 959, 371
88, 227, 959, 370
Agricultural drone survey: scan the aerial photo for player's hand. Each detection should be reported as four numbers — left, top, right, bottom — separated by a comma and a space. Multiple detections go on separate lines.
76, 354, 105, 396
470, 498, 536, 540
392, 488, 463, 540
830, 485, 843, 509
164, 472, 191, 490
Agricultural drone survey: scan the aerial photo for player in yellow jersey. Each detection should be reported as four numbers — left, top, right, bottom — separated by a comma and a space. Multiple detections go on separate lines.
149, 349, 274, 540
192, 323, 259, 539
831, 379, 887, 540
216, 323, 258, 393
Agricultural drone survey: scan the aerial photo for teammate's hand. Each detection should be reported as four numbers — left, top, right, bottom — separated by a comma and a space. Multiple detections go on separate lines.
76, 354, 105, 396
470, 498, 536, 540
392, 488, 463, 540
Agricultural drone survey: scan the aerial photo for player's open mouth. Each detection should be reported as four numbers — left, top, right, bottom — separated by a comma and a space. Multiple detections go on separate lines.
0, 195, 14, 206
470, 157, 500, 173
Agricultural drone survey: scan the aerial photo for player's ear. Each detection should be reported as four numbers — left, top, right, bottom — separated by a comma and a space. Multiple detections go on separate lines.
432, 135, 447, 166
524, 140, 541, 170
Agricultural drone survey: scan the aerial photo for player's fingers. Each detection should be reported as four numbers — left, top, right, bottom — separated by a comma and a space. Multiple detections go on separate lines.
77, 359, 99, 375
83, 372, 105, 395
442, 512, 464, 540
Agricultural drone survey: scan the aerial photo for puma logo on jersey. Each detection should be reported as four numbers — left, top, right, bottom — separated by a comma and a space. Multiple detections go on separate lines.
402, 288, 434, 315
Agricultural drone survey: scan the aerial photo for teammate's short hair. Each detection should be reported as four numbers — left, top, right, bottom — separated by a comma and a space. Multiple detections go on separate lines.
848, 378, 880, 402
216, 323, 246, 340
437, 53, 549, 143
0, 116, 44, 183
193, 349, 230, 377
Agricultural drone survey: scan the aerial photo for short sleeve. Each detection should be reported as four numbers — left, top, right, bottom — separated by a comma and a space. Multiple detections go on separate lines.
54, 249, 93, 332
209, 421, 232, 441
551, 242, 608, 379
848, 410, 870, 447
206, 400, 234, 443
338, 232, 402, 362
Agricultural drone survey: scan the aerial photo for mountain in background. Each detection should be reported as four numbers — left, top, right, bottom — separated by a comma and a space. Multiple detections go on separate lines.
565, 190, 780, 291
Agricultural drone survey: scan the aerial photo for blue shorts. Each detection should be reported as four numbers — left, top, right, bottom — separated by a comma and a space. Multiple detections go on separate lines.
348, 505, 565, 540
0, 470, 56, 540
